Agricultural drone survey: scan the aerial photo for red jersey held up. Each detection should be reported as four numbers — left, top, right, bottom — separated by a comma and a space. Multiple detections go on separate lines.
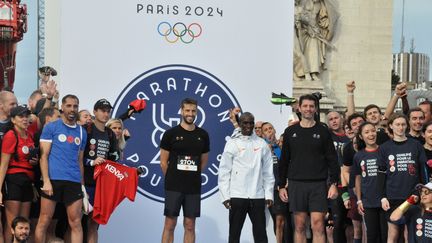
92, 160, 138, 225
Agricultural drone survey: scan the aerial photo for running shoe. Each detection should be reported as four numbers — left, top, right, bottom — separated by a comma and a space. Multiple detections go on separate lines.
270, 92, 297, 105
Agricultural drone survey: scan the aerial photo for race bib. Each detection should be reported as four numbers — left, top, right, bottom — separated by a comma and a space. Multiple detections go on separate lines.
177, 155, 199, 172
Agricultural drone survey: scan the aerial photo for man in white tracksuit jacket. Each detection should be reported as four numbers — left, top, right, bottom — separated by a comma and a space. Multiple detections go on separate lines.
218, 112, 275, 243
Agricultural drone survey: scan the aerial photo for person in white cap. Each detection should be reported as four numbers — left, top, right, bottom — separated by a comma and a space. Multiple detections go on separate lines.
390, 182, 432, 242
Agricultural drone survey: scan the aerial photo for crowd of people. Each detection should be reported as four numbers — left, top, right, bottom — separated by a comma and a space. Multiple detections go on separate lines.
166, 80, 432, 243
3, 67, 432, 243
0, 67, 145, 243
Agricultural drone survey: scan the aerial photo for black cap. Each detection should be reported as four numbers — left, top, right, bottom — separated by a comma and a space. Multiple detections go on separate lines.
10, 105, 31, 117
94, 99, 112, 110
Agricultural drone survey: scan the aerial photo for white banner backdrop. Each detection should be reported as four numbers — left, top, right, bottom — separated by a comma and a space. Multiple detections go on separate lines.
47, 1, 294, 242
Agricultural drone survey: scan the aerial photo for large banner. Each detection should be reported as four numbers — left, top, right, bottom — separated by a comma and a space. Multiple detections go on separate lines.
48, 1, 293, 242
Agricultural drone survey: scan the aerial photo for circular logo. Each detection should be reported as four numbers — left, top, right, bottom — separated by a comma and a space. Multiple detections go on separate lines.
389, 160, 395, 166
390, 166, 396, 172
417, 224, 423, 230
417, 218, 424, 224
58, 134, 67, 142
361, 171, 366, 177
112, 65, 241, 203
360, 160, 365, 166
416, 230, 423, 237
90, 139, 96, 145
388, 155, 395, 161
89, 151, 95, 157
74, 137, 81, 145
21, 146, 29, 154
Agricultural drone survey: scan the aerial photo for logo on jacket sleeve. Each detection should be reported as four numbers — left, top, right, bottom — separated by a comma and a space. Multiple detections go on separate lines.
112, 65, 240, 203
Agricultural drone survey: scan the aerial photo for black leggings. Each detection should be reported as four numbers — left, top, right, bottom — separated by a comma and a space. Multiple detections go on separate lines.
363, 207, 388, 243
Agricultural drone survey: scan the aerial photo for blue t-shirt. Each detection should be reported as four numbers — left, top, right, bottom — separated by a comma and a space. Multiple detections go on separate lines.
353, 149, 381, 208
40, 119, 87, 183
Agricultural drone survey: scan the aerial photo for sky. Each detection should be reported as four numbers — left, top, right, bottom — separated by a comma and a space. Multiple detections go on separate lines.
392, 0, 432, 73
11, 0, 432, 103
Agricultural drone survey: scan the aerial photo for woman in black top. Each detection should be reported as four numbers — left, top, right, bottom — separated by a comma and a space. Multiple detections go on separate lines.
354, 122, 387, 242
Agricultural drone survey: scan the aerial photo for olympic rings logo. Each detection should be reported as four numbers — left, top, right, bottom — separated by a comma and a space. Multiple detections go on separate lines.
157, 22, 202, 44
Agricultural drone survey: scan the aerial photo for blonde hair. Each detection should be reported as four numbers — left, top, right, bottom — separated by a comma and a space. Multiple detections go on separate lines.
106, 118, 126, 150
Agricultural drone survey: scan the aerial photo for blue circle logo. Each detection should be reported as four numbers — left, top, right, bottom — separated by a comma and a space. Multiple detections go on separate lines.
112, 64, 241, 203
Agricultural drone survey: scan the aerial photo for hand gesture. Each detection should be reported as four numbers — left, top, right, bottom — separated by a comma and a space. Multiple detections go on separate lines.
346, 80, 356, 93
395, 82, 407, 97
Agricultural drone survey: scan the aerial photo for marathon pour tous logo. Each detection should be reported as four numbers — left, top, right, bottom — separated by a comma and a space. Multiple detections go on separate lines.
112, 65, 241, 203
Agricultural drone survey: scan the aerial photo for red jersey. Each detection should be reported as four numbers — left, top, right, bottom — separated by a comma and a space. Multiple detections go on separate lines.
92, 160, 138, 225
1, 129, 35, 179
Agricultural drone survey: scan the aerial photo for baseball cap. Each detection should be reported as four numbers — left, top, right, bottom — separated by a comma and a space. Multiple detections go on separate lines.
94, 99, 112, 110
416, 182, 432, 190
10, 105, 31, 117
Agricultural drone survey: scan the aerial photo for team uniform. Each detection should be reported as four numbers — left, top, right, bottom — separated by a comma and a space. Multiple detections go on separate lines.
92, 160, 138, 225
219, 132, 274, 243
279, 122, 339, 213
352, 148, 387, 242
39, 119, 87, 204
1, 128, 36, 202
160, 125, 210, 217
378, 138, 428, 221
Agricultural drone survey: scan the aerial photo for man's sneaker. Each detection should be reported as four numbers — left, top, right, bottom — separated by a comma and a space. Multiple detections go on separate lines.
271, 92, 297, 105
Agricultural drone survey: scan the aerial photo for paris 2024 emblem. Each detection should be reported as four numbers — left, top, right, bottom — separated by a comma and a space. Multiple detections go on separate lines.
112, 65, 241, 203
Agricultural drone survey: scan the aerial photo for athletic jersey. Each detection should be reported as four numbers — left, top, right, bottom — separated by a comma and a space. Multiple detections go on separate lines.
352, 148, 381, 208
1, 128, 35, 179
93, 160, 138, 225
83, 123, 118, 186
160, 125, 210, 194
40, 119, 87, 183
405, 206, 432, 242
378, 138, 428, 200
330, 132, 350, 167
279, 122, 339, 187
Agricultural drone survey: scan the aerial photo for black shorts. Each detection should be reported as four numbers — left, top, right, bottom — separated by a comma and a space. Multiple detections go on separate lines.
164, 190, 200, 217
288, 180, 328, 213
40, 180, 83, 205
3, 173, 33, 202
271, 190, 289, 215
